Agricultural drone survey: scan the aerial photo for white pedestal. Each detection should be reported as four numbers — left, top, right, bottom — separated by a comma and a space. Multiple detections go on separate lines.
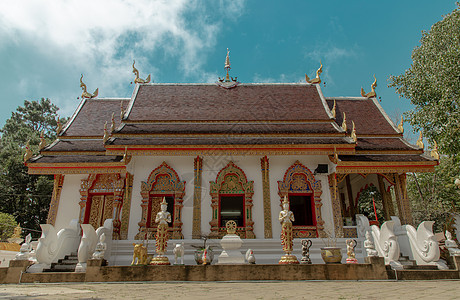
218, 234, 245, 264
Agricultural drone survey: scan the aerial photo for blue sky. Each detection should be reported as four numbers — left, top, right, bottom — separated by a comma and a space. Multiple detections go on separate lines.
0, 0, 457, 141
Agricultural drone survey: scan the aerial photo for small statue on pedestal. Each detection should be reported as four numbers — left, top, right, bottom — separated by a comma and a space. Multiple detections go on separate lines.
173, 243, 185, 265
279, 196, 299, 264
364, 231, 378, 257
14, 234, 32, 261
346, 239, 358, 264
246, 249, 256, 264
131, 243, 149, 265
445, 231, 460, 256
300, 239, 312, 264
92, 233, 107, 260
150, 197, 172, 265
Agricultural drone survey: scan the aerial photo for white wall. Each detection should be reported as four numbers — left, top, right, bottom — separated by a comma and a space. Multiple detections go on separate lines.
54, 174, 87, 230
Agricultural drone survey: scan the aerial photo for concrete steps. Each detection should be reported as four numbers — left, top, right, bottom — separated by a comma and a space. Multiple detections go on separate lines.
43, 253, 78, 272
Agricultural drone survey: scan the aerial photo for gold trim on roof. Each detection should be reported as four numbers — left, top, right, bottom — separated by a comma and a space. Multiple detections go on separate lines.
341, 112, 347, 132
39, 131, 46, 151
56, 117, 63, 135
24, 141, 33, 163
111, 112, 116, 132
80, 74, 98, 99
360, 75, 377, 98
305, 61, 323, 84
430, 141, 440, 160
416, 131, 424, 149
398, 116, 404, 133
132, 60, 151, 84
121, 119, 335, 124
111, 132, 347, 138
331, 99, 336, 118
103, 121, 109, 144
351, 121, 357, 142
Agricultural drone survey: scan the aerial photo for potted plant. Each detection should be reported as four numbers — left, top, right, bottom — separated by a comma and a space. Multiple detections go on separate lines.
191, 234, 215, 265
320, 226, 342, 264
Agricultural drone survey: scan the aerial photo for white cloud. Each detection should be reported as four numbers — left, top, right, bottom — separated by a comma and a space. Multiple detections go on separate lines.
0, 0, 245, 120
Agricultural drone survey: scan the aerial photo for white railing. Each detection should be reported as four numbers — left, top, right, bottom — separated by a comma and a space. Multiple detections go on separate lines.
27, 219, 81, 273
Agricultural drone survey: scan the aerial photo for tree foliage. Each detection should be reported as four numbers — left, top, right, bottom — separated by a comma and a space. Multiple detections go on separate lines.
0, 212, 18, 241
357, 185, 385, 224
0, 98, 63, 237
389, 4, 460, 157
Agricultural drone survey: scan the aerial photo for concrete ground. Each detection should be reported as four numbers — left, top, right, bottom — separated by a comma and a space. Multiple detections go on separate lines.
0, 281, 459, 299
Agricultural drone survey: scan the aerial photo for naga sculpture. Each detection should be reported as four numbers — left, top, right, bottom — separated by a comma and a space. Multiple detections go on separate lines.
80, 74, 98, 99
305, 61, 323, 84
132, 60, 151, 84
360, 75, 377, 98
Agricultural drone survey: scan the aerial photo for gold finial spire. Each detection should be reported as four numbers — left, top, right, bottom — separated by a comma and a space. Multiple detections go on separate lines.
341, 112, 347, 132
24, 140, 32, 163
225, 48, 230, 69
305, 61, 323, 84
80, 74, 99, 99
416, 131, 424, 149
331, 99, 336, 118
360, 74, 377, 98
38, 130, 46, 151
398, 116, 404, 133
132, 60, 151, 84
103, 121, 109, 144
430, 140, 440, 160
111, 112, 116, 132
351, 121, 357, 142
217, 48, 238, 87
56, 116, 62, 135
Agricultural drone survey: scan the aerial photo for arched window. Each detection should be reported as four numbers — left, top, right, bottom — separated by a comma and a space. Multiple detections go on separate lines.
278, 161, 324, 238
209, 161, 255, 239
136, 162, 185, 240
79, 173, 125, 239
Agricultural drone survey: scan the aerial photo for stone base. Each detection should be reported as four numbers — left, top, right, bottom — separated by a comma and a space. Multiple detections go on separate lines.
346, 257, 358, 264
75, 262, 87, 273
150, 256, 170, 265
279, 254, 299, 264
218, 250, 245, 264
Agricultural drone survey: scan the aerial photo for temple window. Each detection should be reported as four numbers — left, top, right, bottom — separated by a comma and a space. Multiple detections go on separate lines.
137, 162, 185, 240
278, 161, 324, 238
219, 194, 245, 227
288, 194, 315, 227
209, 161, 255, 239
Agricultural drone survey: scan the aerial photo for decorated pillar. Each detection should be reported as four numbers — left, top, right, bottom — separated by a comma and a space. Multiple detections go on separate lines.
328, 173, 343, 238
120, 172, 134, 240
394, 173, 413, 225
192, 156, 203, 239
47, 174, 65, 226
260, 156, 273, 238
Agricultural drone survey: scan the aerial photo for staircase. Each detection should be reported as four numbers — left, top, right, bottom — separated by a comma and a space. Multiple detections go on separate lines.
43, 253, 78, 272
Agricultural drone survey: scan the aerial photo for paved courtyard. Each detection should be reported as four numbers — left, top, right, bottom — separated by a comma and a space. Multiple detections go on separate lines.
0, 280, 459, 299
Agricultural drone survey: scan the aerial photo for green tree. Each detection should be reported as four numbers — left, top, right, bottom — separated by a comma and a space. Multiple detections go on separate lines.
389, 3, 460, 157
0, 212, 18, 241
0, 98, 62, 237
357, 185, 385, 224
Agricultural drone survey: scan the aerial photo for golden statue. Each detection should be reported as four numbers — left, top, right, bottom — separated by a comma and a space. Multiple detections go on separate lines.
150, 197, 172, 265
24, 141, 33, 163
132, 60, 151, 84
131, 243, 149, 265
8, 223, 24, 244
278, 196, 299, 264
38, 130, 46, 151
360, 75, 377, 98
80, 74, 99, 99
305, 61, 323, 84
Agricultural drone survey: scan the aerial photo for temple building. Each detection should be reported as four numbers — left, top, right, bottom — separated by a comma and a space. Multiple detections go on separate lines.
25, 54, 438, 263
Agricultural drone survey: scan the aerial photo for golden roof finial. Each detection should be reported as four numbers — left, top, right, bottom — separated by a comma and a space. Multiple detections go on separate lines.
416, 131, 424, 149
132, 60, 151, 84
111, 112, 116, 132
331, 99, 337, 118
218, 48, 238, 86
38, 130, 46, 151
430, 140, 440, 160
103, 121, 109, 144
351, 121, 357, 142
225, 48, 231, 69
305, 61, 323, 84
80, 74, 99, 99
341, 112, 347, 132
24, 140, 32, 163
56, 116, 62, 135
360, 74, 377, 98
397, 116, 404, 133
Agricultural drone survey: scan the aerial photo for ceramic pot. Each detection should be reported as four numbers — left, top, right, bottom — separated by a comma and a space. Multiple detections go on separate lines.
320, 247, 342, 264
194, 248, 214, 265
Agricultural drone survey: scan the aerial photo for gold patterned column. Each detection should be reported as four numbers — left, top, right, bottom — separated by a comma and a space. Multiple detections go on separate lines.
192, 156, 203, 239
120, 172, 134, 240
46, 174, 65, 225
260, 156, 273, 238
394, 173, 413, 225
328, 173, 343, 238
